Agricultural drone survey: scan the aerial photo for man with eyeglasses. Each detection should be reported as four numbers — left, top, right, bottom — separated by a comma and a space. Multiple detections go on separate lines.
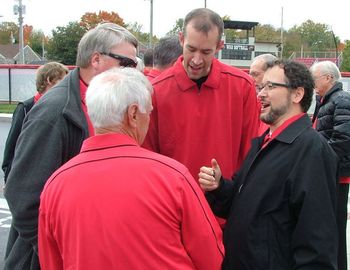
199, 60, 338, 269
310, 60, 350, 270
4, 23, 138, 270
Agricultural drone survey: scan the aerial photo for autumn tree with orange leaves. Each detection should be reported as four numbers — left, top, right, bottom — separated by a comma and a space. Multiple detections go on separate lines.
80, 11, 125, 30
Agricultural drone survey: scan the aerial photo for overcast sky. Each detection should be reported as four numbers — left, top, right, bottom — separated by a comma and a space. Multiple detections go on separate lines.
1, 0, 349, 42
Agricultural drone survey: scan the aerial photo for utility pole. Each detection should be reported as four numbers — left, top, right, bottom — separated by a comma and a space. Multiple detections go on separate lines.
329, 26, 339, 67
204, 0, 207, 8
14, 0, 25, 64
280, 6, 284, 59
149, 0, 153, 47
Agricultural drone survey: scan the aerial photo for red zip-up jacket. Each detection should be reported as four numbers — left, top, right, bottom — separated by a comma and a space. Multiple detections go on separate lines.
143, 56, 260, 179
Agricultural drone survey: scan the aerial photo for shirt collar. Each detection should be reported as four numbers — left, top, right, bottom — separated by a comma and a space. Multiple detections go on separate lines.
80, 133, 139, 153
173, 56, 221, 92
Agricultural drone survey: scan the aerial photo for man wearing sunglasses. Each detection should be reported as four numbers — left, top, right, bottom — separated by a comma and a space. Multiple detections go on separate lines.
199, 60, 338, 269
4, 23, 138, 270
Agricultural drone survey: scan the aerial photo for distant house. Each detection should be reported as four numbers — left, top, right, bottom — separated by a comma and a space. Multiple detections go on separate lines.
0, 44, 42, 64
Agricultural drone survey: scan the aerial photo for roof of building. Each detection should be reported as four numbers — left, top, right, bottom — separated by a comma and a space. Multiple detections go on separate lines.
0, 44, 19, 58
223, 20, 259, 30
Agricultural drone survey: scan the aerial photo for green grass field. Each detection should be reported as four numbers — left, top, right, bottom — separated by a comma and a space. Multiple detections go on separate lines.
0, 103, 17, 114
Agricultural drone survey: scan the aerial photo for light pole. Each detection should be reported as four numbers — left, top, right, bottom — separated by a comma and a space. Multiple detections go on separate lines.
204, 0, 207, 8
280, 6, 284, 58
14, 0, 25, 64
145, 0, 153, 47
328, 26, 339, 67
150, 0, 153, 47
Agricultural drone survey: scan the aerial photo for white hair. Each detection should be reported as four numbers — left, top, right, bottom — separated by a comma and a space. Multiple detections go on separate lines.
310, 60, 341, 83
86, 67, 153, 129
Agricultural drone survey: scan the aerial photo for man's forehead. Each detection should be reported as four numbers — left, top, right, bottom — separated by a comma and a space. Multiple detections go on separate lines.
264, 65, 284, 79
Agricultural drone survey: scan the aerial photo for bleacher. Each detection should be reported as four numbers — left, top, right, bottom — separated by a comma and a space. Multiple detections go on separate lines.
295, 57, 338, 68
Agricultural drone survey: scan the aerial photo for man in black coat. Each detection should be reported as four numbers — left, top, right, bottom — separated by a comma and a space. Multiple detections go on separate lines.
199, 60, 338, 270
311, 60, 350, 270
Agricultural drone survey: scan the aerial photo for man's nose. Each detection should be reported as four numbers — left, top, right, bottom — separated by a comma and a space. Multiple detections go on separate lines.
192, 53, 203, 65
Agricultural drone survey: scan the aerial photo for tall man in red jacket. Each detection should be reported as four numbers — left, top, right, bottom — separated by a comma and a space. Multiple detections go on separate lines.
143, 8, 259, 180
38, 68, 224, 270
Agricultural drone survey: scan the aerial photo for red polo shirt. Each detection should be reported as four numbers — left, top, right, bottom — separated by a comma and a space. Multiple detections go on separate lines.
143, 56, 260, 180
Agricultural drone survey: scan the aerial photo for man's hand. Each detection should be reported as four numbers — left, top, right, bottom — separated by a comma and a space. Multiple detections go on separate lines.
198, 159, 221, 191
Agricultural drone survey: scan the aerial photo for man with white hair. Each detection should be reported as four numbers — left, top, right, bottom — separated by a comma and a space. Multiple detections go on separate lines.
38, 68, 224, 270
311, 60, 350, 270
4, 23, 139, 270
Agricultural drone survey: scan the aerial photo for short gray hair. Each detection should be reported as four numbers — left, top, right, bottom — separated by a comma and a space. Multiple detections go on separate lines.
86, 68, 153, 129
76, 23, 138, 68
253, 54, 277, 71
153, 35, 182, 68
310, 61, 341, 83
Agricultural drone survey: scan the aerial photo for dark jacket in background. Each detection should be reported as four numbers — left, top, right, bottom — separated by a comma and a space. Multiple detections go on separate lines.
3, 68, 89, 270
2, 97, 35, 182
315, 81, 350, 177
207, 115, 338, 270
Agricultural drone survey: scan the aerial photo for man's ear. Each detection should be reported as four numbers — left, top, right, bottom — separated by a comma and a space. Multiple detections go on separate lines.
216, 40, 224, 53
90, 52, 101, 68
127, 104, 139, 128
293, 87, 305, 104
179, 32, 185, 47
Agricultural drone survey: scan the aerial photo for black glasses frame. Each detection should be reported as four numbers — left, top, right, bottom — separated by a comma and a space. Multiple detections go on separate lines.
100, 52, 138, 68
260, 81, 291, 91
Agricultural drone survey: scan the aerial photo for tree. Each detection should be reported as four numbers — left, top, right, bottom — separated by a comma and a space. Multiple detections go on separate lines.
28, 30, 46, 57
340, 40, 350, 72
46, 22, 86, 65
283, 29, 303, 58
254, 24, 280, 42
126, 21, 157, 48
0, 22, 18, 44
167, 18, 184, 35
295, 20, 335, 52
23, 24, 33, 45
80, 11, 125, 30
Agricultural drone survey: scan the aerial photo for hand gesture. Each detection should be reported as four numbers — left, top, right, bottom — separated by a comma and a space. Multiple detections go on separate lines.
198, 159, 221, 191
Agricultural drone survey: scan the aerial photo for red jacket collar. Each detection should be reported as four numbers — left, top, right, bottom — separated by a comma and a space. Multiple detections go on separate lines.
171, 56, 221, 92
81, 133, 139, 153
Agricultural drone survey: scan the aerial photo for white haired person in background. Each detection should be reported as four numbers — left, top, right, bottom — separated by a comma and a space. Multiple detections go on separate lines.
38, 68, 224, 270
311, 60, 350, 270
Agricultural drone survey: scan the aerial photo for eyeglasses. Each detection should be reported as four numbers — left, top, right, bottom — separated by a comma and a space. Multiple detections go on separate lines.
313, 74, 331, 81
100, 52, 138, 68
259, 81, 291, 91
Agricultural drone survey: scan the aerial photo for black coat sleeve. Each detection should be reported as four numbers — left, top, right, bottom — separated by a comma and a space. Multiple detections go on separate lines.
205, 177, 236, 219
2, 103, 26, 182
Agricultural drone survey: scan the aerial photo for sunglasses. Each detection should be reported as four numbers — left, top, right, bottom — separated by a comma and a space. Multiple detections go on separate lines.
100, 52, 138, 68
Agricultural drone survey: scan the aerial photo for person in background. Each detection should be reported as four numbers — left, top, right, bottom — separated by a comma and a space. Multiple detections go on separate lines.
143, 8, 259, 182
249, 53, 277, 135
310, 60, 350, 270
199, 60, 338, 269
249, 53, 277, 93
146, 35, 182, 81
136, 56, 145, 72
4, 23, 138, 270
38, 67, 224, 270
143, 47, 154, 75
2, 62, 69, 184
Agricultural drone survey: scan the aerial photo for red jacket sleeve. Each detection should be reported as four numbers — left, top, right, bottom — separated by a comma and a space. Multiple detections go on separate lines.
180, 170, 225, 269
